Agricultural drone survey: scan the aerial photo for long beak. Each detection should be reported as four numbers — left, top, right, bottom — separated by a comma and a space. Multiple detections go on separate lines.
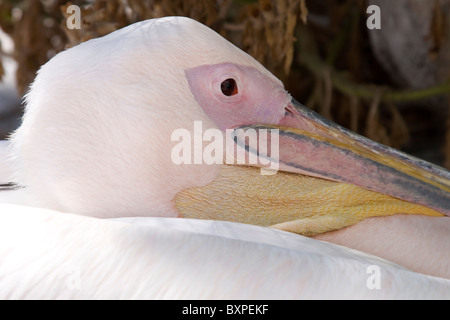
175, 98, 449, 236
243, 98, 450, 216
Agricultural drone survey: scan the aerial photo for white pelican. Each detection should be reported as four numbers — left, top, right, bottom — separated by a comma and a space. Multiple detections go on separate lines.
0, 16, 449, 299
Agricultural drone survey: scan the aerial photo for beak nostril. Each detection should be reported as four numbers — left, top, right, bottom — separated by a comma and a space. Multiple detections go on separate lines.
284, 106, 295, 116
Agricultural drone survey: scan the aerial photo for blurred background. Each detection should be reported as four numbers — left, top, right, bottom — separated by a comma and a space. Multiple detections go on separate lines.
0, 0, 449, 167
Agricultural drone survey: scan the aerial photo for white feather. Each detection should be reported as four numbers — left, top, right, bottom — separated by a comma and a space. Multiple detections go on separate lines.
0, 140, 12, 182
1, 204, 449, 299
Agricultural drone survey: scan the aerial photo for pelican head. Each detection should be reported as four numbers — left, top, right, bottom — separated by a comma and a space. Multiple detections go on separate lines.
7, 16, 450, 236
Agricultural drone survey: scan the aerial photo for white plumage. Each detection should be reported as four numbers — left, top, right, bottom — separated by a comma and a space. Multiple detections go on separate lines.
1, 203, 449, 299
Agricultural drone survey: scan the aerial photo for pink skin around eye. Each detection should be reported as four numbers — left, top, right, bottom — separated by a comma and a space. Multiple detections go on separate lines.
185, 63, 290, 131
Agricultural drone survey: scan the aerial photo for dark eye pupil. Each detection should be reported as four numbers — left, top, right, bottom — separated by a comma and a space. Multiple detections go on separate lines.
221, 78, 238, 96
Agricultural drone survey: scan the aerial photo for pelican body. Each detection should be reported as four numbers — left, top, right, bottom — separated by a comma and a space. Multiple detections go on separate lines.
0, 17, 449, 298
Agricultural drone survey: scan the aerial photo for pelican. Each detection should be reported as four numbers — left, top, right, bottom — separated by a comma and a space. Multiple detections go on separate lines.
0, 16, 449, 299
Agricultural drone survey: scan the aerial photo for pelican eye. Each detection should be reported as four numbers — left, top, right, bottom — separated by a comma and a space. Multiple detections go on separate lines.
220, 78, 238, 96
